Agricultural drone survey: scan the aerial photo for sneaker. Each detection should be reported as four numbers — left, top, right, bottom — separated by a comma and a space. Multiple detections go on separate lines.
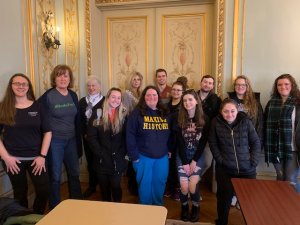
236, 202, 240, 210
231, 196, 237, 206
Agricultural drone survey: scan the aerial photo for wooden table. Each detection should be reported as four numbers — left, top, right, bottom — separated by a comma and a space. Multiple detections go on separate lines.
232, 178, 300, 225
37, 199, 167, 225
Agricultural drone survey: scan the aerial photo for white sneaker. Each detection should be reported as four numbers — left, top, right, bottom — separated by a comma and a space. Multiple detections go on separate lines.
231, 196, 237, 206
236, 202, 240, 210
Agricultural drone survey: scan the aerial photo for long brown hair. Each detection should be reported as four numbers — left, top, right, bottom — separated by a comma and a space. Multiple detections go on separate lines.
233, 75, 257, 119
101, 87, 127, 133
178, 89, 205, 128
271, 74, 300, 103
0, 73, 35, 126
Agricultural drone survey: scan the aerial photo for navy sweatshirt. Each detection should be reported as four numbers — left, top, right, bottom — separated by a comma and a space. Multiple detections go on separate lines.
126, 107, 171, 161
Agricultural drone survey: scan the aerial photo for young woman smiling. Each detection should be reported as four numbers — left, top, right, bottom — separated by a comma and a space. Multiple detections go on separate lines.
87, 87, 127, 202
0, 73, 51, 214
209, 98, 261, 225
175, 89, 208, 222
264, 74, 300, 193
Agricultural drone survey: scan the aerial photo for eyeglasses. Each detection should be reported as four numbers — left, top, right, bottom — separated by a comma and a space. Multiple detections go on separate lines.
234, 84, 247, 88
12, 82, 29, 87
171, 88, 183, 92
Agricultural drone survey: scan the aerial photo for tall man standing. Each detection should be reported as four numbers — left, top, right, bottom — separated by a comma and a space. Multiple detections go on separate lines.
155, 68, 172, 104
197, 75, 221, 177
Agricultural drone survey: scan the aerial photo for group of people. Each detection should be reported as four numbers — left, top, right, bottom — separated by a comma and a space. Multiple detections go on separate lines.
0, 65, 299, 225
0, 65, 83, 214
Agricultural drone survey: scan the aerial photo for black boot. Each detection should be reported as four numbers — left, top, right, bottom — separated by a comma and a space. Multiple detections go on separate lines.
190, 205, 200, 222
181, 204, 189, 221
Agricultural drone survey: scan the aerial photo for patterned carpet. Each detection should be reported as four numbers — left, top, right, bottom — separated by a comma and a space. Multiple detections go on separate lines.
165, 219, 214, 225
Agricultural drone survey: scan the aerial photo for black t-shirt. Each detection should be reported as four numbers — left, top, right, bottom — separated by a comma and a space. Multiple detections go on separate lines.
0, 101, 51, 157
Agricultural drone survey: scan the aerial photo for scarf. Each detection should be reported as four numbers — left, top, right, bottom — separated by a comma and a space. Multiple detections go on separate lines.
264, 95, 295, 163
85, 93, 103, 119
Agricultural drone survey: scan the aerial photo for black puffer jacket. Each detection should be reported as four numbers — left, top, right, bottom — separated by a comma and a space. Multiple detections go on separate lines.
87, 111, 127, 176
227, 92, 264, 145
209, 112, 261, 175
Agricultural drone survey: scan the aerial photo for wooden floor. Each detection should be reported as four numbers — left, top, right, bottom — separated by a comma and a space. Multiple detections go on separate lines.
60, 177, 245, 225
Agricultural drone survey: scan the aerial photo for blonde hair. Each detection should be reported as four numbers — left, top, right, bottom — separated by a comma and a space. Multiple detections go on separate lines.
233, 75, 257, 119
127, 71, 143, 99
101, 87, 127, 133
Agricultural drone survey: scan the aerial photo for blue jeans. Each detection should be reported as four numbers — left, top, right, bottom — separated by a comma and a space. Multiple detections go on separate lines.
176, 152, 203, 178
133, 154, 168, 205
273, 152, 300, 193
291, 168, 300, 193
48, 137, 82, 209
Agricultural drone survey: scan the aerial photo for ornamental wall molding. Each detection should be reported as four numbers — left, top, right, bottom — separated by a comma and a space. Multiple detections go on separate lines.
95, 0, 214, 10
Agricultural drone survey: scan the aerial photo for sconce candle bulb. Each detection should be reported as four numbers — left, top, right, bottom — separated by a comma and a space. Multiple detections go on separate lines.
56, 26, 60, 40
43, 11, 61, 50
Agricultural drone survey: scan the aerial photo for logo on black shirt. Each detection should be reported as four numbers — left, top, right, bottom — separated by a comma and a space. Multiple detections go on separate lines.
28, 111, 38, 117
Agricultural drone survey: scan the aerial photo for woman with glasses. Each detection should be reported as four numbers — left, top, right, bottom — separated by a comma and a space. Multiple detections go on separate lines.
175, 89, 208, 222
209, 98, 260, 225
0, 73, 52, 214
126, 85, 171, 205
39, 64, 83, 209
228, 75, 263, 142
167, 78, 188, 112
164, 80, 187, 200
87, 88, 127, 202
264, 74, 300, 193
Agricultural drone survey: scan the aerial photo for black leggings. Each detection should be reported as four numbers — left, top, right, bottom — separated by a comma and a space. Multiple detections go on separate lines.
97, 174, 122, 202
2, 160, 49, 214
215, 165, 256, 225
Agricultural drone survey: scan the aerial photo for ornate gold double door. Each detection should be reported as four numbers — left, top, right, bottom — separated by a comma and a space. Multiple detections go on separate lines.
98, 2, 214, 90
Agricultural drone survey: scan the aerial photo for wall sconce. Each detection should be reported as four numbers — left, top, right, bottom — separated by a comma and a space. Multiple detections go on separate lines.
43, 11, 61, 50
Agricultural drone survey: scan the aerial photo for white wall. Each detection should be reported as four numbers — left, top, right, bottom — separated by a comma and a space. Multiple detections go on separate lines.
0, 1, 27, 196
243, 0, 300, 107
222, 0, 300, 177
0, 1, 27, 99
